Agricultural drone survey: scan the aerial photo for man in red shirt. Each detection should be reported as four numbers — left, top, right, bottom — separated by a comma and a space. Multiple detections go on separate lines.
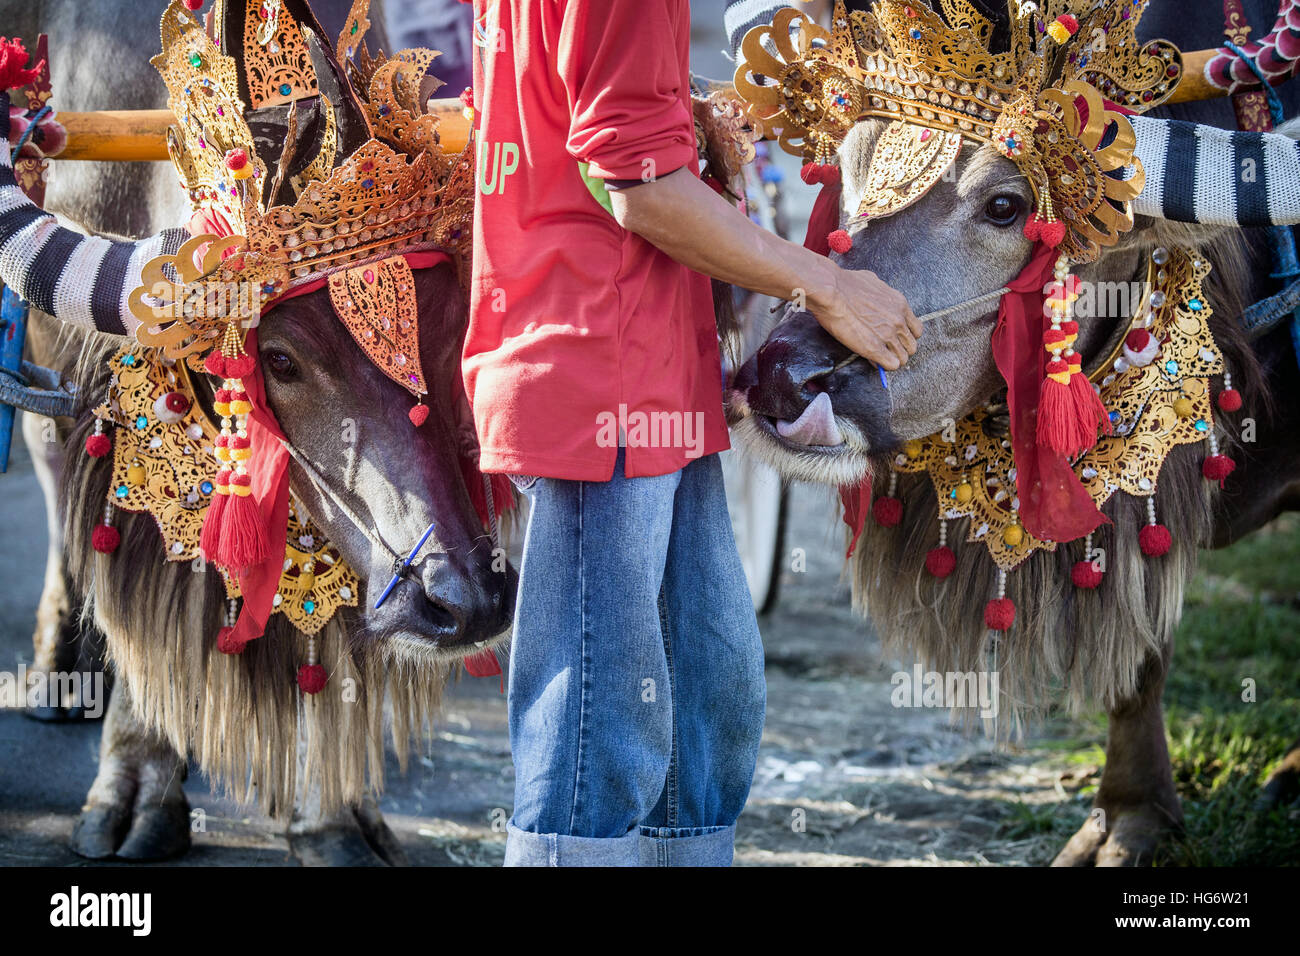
467, 0, 918, 866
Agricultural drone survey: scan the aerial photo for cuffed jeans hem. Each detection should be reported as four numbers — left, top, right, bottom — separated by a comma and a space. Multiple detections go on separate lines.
638, 823, 737, 866
503, 821, 640, 867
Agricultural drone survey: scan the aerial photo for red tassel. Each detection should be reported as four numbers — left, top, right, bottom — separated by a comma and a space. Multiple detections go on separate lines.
0, 38, 44, 92
297, 664, 328, 695
1139, 524, 1172, 557
85, 433, 111, 458
1071, 560, 1103, 589
872, 495, 902, 527
203, 350, 227, 377
1037, 369, 1088, 456
91, 524, 120, 554
801, 162, 839, 186
925, 545, 956, 578
1217, 388, 1242, 412
216, 626, 245, 655
984, 597, 1016, 631
1068, 366, 1112, 448
408, 403, 429, 427
1202, 454, 1235, 482
217, 487, 270, 571
199, 471, 230, 562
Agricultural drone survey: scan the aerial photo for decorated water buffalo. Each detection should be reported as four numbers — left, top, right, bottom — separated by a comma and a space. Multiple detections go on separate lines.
1, 0, 517, 862
728, 0, 1300, 864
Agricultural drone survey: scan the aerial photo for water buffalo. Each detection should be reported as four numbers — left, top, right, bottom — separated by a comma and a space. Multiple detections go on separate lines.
729, 0, 1300, 865
3, 0, 517, 863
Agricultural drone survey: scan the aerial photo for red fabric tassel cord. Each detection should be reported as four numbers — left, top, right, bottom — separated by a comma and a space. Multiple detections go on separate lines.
0, 38, 44, 92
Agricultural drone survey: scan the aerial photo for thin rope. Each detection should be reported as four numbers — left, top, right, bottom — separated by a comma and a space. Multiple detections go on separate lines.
10, 104, 51, 164
482, 472, 499, 551
280, 438, 403, 562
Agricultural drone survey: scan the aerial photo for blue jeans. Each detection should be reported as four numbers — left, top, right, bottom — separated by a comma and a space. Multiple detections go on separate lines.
504, 450, 766, 866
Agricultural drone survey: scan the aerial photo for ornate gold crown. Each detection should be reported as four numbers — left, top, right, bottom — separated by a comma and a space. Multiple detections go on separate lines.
735, 1, 1183, 262
133, 0, 473, 388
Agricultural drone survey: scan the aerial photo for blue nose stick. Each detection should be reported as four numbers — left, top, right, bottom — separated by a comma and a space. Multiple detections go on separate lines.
374, 521, 438, 610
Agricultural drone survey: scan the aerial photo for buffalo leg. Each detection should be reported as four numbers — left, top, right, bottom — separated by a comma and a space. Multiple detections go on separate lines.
70, 678, 192, 861
1053, 648, 1184, 866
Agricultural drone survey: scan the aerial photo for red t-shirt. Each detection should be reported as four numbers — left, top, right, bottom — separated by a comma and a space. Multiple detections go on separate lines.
463, 0, 730, 480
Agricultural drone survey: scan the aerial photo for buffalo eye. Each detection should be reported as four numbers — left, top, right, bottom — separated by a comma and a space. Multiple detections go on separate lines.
983, 194, 1022, 227
263, 349, 298, 380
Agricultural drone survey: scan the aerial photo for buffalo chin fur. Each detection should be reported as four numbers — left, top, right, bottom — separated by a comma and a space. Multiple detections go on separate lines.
59, 327, 453, 819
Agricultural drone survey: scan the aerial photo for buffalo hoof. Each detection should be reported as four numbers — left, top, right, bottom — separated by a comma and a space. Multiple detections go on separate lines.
70, 792, 191, 862
1254, 741, 1300, 811
1051, 803, 1181, 867
70, 803, 133, 860
288, 797, 409, 867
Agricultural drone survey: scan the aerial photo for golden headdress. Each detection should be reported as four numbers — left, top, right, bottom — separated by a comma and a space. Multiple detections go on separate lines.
131, 0, 472, 388
734, 0, 1183, 263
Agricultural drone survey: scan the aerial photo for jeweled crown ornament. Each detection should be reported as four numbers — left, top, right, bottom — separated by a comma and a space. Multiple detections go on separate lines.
734, 0, 1181, 264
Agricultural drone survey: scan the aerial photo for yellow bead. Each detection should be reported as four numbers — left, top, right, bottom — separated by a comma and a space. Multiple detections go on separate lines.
127, 464, 146, 486
954, 482, 973, 504
1173, 397, 1194, 418
1003, 524, 1024, 547
903, 439, 923, 459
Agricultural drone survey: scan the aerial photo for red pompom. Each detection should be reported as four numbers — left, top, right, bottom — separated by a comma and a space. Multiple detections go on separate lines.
0, 38, 44, 93
224, 148, 248, 172
872, 495, 902, 527
1124, 328, 1151, 352
1057, 13, 1079, 33
297, 664, 328, 695
408, 403, 430, 427
925, 545, 956, 578
182, 0, 204, 10
223, 353, 256, 379
800, 162, 827, 185
984, 597, 1016, 631
84, 433, 111, 458
1217, 388, 1242, 412
1139, 523, 1172, 557
91, 524, 120, 554
1023, 215, 1044, 242
1039, 220, 1068, 248
459, 86, 474, 110
216, 626, 245, 655
203, 350, 227, 377
1202, 453, 1236, 482
827, 229, 853, 254
1071, 560, 1103, 589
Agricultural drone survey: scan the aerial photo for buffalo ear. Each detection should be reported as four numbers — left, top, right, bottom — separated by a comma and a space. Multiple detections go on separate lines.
835, 120, 885, 224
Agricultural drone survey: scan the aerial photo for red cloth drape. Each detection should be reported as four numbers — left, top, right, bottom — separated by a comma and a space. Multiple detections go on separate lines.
991, 242, 1106, 543
228, 327, 292, 647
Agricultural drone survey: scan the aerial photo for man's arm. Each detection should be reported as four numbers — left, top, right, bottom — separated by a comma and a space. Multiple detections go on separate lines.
609, 166, 920, 370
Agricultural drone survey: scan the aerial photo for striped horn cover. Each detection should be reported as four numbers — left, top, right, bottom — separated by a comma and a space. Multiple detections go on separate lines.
0, 92, 185, 336
1131, 114, 1300, 228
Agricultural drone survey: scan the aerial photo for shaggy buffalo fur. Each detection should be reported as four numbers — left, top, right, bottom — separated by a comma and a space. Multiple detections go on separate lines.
53, 324, 450, 818
850, 221, 1266, 733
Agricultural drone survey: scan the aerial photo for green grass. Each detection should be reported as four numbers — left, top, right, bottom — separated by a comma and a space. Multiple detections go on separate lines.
1032, 514, 1300, 866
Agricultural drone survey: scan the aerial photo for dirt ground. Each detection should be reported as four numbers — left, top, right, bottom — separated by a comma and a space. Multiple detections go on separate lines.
0, 429, 1086, 867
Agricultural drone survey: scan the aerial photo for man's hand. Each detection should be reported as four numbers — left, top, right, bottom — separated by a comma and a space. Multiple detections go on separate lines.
807, 262, 920, 371
610, 166, 920, 369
